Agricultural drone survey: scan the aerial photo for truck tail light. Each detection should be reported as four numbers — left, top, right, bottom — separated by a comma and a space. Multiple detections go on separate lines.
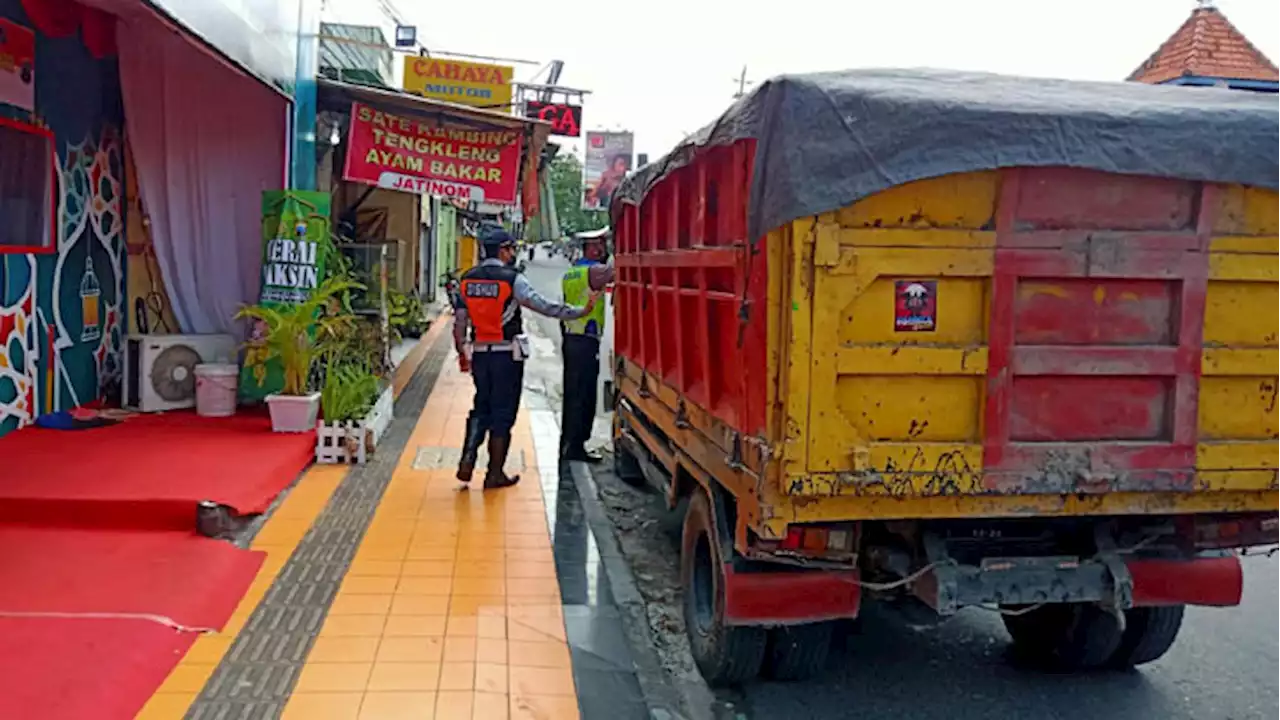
778, 524, 855, 555
1179, 514, 1279, 550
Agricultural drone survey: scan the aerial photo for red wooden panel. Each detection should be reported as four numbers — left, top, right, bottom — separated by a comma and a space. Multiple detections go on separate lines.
983, 168, 1215, 481
611, 139, 761, 435
1014, 168, 1197, 231
1013, 278, 1176, 345
1009, 376, 1171, 441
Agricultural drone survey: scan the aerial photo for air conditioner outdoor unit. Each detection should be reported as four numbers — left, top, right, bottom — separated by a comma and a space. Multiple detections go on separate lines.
124, 334, 237, 412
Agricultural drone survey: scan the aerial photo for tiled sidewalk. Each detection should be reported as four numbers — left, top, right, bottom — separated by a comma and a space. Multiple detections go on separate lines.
278, 363, 581, 719
137, 324, 586, 719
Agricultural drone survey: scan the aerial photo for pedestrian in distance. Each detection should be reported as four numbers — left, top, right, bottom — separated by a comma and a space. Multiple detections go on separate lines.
453, 227, 600, 488
559, 232, 614, 462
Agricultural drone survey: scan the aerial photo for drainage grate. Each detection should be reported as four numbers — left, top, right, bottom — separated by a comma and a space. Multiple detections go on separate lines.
411, 445, 527, 472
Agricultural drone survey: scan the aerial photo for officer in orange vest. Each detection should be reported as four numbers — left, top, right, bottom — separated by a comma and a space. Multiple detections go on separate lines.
453, 228, 599, 488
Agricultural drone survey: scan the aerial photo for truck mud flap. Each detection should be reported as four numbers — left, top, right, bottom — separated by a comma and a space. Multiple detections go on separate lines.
722, 565, 862, 626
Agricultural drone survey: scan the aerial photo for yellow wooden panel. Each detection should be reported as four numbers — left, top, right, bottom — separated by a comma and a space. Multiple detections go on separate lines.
836, 347, 988, 376
1204, 280, 1278, 346
836, 171, 999, 230
1199, 377, 1278, 441
1213, 186, 1279, 236
1209, 235, 1279, 254
1209, 254, 1279, 282
782, 220, 814, 478
837, 228, 996, 249
1198, 441, 1278, 470
839, 277, 988, 346
1202, 348, 1279, 376
835, 376, 983, 443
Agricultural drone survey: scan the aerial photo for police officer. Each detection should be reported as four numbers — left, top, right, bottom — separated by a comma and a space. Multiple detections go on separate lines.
559, 233, 614, 462
454, 228, 599, 488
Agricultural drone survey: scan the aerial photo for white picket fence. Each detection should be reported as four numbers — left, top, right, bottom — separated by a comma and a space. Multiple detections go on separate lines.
315, 385, 394, 464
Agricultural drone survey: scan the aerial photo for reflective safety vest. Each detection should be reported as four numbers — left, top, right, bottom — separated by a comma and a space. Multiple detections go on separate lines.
562, 260, 606, 337
460, 264, 522, 343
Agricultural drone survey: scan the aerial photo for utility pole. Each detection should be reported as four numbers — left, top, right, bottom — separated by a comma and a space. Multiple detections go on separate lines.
732, 66, 754, 99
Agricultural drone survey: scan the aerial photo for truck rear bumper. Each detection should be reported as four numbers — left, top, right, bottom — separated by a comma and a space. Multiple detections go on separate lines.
913, 552, 1244, 614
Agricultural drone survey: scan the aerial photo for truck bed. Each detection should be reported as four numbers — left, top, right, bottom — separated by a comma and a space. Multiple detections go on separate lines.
614, 152, 1277, 539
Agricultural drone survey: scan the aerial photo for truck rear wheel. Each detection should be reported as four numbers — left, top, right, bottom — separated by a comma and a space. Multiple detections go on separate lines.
1002, 604, 1122, 671
1108, 605, 1184, 668
761, 622, 834, 681
613, 440, 646, 487
681, 488, 766, 686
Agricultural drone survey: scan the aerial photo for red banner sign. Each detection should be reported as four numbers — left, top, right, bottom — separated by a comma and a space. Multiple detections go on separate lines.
524, 101, 582, 137
343, 102, 522, 204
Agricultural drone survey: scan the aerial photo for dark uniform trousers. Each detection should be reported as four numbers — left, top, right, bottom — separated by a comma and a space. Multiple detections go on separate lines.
472, 349, 525, 437
560, 333, 600, 455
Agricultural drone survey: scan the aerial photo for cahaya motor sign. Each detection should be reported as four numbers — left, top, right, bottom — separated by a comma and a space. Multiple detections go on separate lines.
403, 57, 513, 110
343, 102, 522, 204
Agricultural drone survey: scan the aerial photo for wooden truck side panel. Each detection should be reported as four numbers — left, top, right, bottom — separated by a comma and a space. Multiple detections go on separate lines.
614, 141, 1278, 546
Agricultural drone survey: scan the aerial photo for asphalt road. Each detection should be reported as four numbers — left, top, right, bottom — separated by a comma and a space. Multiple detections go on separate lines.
519, 253, 1280, 720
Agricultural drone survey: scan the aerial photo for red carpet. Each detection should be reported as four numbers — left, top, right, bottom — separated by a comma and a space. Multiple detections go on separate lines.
0, 411, 314, 529
0, 527, 264, 720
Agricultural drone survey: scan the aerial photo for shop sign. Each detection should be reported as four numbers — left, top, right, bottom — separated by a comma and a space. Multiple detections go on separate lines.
343, 102, 522, 204
0, 19, 36, 112
524, 101, 582, 137
241, 190, 332, 401
403, 57, 513, 110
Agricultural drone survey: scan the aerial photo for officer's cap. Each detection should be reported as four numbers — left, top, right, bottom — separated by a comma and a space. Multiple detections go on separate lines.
480, 226, 515, 250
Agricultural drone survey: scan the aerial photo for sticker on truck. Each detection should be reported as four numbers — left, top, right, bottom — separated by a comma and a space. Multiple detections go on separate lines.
894, 279, 937, 332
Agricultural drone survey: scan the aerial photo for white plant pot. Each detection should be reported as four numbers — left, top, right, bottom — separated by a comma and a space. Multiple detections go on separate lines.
266, 392, 321, 433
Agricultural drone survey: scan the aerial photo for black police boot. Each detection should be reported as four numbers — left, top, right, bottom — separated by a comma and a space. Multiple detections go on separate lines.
562, 445, 604, 464
483, 435, 520, 489
456, 413, 486, 483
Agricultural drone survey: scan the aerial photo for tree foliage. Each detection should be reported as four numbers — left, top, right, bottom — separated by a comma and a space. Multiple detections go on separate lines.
548, 154, 609, 237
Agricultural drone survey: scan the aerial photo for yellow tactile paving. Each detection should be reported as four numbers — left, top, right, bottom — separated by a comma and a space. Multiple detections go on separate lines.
134, 464, 347, 719
280, 359, 581, 720
136, 331, 444, 720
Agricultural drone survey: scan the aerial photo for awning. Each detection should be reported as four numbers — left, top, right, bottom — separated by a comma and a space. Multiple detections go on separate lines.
573, 227, 612, 241
317, 77, 551, 213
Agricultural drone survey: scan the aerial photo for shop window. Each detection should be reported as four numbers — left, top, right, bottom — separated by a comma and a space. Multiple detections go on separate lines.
0, 118, 55, 254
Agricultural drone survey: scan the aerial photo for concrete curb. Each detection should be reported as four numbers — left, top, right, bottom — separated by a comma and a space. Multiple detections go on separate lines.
569, 460, 720, 720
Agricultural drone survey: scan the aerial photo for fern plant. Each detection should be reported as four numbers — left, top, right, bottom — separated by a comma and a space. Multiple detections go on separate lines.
235, 277, 363, 396
321, 360, 380, 422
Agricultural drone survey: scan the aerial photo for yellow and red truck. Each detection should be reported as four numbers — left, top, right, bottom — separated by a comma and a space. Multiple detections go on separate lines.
608, 69, 1278, 685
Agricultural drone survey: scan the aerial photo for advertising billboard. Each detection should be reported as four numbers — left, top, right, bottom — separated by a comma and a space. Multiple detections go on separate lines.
582, 131, 633, 211
343, 102, 522, 204
403, 56, 513, 110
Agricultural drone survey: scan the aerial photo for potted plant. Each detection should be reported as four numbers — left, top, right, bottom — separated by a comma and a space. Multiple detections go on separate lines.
236, 277, 360, 432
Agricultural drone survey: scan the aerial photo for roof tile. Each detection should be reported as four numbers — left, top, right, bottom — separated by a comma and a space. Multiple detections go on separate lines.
1129, 5, 1278, 84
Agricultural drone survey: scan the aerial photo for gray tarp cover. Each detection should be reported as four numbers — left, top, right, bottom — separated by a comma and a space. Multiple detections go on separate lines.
612, 69, 1279, 240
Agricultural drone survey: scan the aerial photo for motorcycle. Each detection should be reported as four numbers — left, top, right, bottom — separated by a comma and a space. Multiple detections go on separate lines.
441, 270, 462, 309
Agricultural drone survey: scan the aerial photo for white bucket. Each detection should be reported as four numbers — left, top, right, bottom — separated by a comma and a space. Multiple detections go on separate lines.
194, 363, 239, 418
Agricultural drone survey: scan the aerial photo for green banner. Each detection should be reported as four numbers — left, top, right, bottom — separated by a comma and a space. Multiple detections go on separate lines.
239, 190, 332, 402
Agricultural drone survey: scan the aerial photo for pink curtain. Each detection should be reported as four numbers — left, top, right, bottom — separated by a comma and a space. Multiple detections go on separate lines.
116, 11, 287, 334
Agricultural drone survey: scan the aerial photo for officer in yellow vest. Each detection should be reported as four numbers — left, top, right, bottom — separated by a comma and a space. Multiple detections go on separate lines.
560, 233, 614, 462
